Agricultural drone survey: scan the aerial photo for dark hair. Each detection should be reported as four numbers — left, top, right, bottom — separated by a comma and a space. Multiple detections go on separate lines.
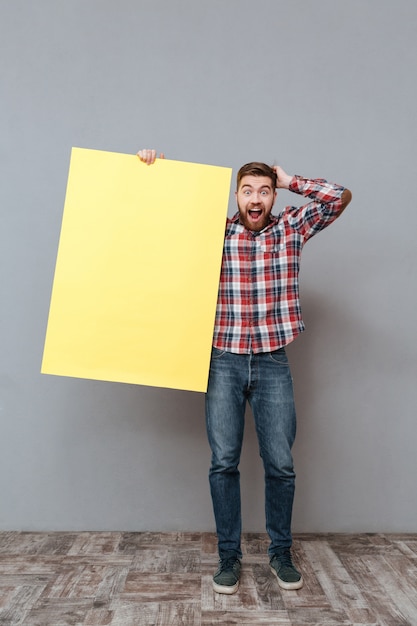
236, 162, 277, 190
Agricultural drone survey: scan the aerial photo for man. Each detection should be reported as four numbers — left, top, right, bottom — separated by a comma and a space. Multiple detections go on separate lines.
137, 149, 352, 594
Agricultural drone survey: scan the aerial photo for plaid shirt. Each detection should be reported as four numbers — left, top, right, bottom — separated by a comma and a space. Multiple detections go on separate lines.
212, 175, 346, 354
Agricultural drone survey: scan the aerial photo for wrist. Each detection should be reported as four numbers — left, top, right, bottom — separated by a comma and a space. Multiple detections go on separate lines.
279, 174, 293, 190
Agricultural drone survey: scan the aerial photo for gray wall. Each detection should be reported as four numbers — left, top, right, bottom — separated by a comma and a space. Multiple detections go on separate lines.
1, 0, 416, 533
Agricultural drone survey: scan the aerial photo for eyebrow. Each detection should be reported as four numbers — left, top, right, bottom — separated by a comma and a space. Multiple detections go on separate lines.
241, 184, 272, 190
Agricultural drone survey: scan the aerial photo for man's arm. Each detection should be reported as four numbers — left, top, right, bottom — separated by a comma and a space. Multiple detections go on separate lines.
274, 164, 352, 218
273, 165, 352, 239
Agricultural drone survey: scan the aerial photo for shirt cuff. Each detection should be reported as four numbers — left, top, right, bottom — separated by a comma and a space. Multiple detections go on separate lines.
288, 175, 305, 194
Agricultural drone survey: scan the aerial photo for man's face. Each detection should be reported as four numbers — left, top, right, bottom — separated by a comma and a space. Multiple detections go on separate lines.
235, 175, 277, 232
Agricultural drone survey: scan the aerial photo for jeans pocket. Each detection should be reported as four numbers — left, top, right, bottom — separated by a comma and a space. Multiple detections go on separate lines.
212, 347, 227, 360
268, 348, 288, 365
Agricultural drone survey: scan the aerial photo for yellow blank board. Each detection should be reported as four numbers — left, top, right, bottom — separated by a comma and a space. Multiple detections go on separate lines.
42, 147, 232, 392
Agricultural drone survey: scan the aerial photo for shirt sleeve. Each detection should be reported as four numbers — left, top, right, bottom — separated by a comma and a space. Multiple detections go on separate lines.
285, 175, 346, 241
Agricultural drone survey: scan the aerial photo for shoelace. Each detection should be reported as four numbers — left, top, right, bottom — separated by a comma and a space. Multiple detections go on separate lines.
219, 556, 239, 571
274, 549, 293, 568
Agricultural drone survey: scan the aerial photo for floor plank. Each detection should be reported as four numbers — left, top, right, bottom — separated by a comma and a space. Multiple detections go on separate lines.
0, 532, 416, 625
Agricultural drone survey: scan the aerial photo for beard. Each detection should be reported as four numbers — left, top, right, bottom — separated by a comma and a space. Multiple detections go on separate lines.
237, 201, 272, 232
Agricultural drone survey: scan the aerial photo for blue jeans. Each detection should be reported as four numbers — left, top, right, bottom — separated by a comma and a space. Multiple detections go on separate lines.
205, 347, 296, 559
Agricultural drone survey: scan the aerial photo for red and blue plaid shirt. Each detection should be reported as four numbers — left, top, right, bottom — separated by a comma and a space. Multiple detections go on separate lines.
212, 175, 346, 354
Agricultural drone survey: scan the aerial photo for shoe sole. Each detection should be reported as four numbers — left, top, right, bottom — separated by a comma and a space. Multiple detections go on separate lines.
212, 580, 239, 594
270, 565, 304, 590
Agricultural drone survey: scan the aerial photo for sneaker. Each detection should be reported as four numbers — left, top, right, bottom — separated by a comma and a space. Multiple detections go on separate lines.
212, 555, 241, 594
270, 549, 303, 590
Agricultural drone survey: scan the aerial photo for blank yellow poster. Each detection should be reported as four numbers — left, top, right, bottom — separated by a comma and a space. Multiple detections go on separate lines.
42, 147, 231, 392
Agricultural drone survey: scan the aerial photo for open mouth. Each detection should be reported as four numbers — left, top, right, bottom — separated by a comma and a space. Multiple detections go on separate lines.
248, 209, 262, 221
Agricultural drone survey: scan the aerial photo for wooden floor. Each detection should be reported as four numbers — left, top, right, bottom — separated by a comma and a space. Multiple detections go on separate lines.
0, 532, 416, 625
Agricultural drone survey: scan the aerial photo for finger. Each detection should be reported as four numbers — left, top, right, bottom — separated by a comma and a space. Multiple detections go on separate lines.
137, 149, 154, 164
137, 149, 151, 163
137, 149, 162, 164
